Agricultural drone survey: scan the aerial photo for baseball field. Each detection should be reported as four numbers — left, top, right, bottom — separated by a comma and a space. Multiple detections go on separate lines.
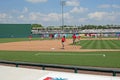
0, 38, 120, 68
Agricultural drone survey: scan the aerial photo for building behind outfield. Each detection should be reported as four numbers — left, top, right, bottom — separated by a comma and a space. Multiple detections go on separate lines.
0, 24, 31, 38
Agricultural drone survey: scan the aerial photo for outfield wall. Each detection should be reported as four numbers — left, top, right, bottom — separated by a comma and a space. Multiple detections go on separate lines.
0, 24, 31, 38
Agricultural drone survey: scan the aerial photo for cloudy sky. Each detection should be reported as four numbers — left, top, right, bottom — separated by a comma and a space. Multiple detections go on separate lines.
0, 0, 120, 26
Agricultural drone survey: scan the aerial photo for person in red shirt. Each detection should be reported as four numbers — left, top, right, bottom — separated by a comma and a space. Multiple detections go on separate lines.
77, 35, 81, 40
28, 35, 32, 41
61, 36, 66, 49
72, 34, 76, 44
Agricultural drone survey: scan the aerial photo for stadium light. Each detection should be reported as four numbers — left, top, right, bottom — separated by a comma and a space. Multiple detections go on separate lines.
61, 0, 66, 30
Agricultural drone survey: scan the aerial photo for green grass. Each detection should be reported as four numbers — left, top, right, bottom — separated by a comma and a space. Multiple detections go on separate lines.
76, 40, 120, 49
0, 51, 120, 68
0, 38, 28, 43
0, 38, 120, 68
0, 38, 48, 43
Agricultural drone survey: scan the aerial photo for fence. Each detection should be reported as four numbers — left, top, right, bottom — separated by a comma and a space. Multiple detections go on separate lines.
0, 60, 120, 76
0, 24, 31, 38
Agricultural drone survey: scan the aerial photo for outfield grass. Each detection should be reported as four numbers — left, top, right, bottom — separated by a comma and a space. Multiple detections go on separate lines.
76, 40, 120, 49
0, 51, 120, 68
0, 38, 29, 43
0, 38, 47, 43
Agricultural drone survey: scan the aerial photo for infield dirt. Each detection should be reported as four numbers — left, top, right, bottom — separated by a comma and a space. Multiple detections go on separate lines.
0, 39, 81, 51
0, 39, 120, 52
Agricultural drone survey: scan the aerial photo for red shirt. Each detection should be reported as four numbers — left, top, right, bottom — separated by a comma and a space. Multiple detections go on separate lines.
29, 35, 32, 38
72, 34, 76, 39
62, 37, 65, 42
78, 36, 81, 39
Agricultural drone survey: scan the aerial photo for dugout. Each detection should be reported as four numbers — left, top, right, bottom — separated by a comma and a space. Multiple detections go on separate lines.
0, 24, 31, 38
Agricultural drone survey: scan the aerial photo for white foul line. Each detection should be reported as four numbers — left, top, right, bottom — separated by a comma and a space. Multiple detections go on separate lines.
35, 53, 106, 57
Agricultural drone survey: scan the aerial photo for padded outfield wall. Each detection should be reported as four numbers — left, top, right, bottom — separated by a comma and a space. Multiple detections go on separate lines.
0, 24, 31, 38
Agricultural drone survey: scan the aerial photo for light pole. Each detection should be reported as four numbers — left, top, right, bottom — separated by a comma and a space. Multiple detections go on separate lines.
61, 0, 65, 30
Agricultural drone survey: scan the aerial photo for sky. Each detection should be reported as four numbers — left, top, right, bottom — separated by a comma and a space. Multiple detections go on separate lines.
0, 0, 120, 27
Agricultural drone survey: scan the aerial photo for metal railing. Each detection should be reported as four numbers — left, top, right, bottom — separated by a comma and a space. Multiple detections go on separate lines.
0, 60, 120, 76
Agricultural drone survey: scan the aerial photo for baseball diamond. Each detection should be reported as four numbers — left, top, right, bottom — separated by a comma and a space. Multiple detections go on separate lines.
0, 38, 120, 68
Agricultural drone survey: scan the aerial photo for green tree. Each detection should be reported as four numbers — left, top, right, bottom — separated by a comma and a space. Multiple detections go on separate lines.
31, 24, 43, 29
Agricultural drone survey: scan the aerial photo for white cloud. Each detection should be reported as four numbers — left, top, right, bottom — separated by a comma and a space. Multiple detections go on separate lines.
64, 12, 73, 20
29, 12, 41, 20
99, 4, 120, 9
0, 13, 12, 19
27, 12, 74, 26
88, 12, 107, 20
70, 7, 88, 13
112, 5, 120, 8
88, 11, 120, 21
29, 12, 61, 22
98, 4, 111, 8
11, 7, 29, 14
26, 0, 47, 3
0, 13, 13, 23
18, 15, 25, 19
43, 13, 60, 21
22, 7, 28, 13
0, 13, 8, 19
65, 0, 80, 6
79, 18, 87, 22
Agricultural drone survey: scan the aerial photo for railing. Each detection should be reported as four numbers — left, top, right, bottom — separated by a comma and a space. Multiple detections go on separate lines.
0, 60, 120, 76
